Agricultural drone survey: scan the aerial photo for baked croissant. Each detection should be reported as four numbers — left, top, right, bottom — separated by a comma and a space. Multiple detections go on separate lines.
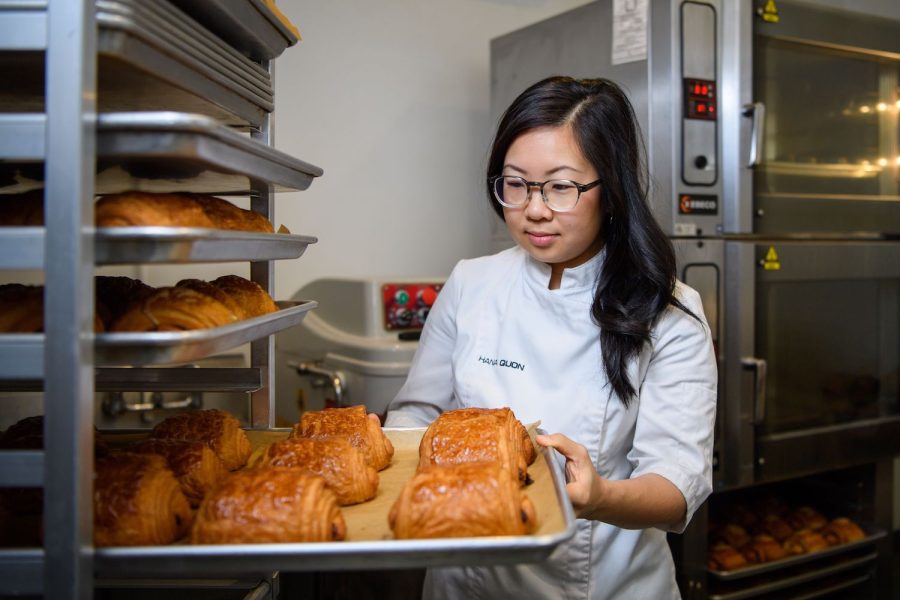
96, 191, 216, 228
707, 542, 748, 571
151, 409, 251, 471
95, 276, 155, 330
94, 453, 192, 547
0, 284, 103, 333
128, 438, 228, 506
0, 190, 43, 226
191, 194, 274, 233
741, 533, 787, 564
820, 517, 865, 545
110, 286, 239, 332
208, 275, 278, 318
291, 405, 394, 471
783, 528, 829, 555
388, 462, 537, 539
418, 413, 526, 485
757, 513, 794, 542
786, 506, 827, 531
253, 436, 379, 505
191, 468, 346, 544
715, 523, 752, 549
445, 407, 536, 465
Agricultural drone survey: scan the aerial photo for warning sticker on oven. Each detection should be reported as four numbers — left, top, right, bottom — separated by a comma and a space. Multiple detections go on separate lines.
678, 194, 718, 215
763, 246, 781, 271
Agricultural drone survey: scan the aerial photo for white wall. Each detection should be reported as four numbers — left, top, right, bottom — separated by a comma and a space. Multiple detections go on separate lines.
269, 0, 594, 299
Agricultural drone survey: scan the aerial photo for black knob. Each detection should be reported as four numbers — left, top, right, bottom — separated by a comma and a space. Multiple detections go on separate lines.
694, 155, 708, 169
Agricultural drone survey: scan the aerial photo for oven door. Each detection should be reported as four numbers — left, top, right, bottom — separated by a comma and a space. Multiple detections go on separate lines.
750, 1, 900, 234
723, 238, 900, 486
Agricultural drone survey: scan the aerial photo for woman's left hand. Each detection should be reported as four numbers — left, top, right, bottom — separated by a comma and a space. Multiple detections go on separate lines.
535, 433, 604, 519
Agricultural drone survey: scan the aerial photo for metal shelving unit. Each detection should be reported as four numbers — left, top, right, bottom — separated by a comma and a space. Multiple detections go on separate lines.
0, 1, 314, 597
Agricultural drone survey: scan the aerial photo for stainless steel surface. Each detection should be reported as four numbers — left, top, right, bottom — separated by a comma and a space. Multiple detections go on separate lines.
93, 300, 315, 367
0, 3, 45, 50
0, 227, 42, 269
742, 102, 764, 168
92, 428, 576, 576
167, 0, 298, 61
708, 528, 885, 581
740, 357, 766, 425
0, 549, 42, 596
42, 1, 97, 597
0, 333, 43, 379
709, 566, 873, 600
0, 449, 42, 487
95, 229, 317, 264
293, 361, 345, 405
0, 367, 261, 393
0, 113, 43, 159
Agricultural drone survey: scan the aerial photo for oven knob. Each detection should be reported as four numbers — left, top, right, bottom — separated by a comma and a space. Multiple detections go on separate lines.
394, 289, 410, 305
416, 307, 430, 323
391, 306, 413, 327
694, 155, 709, 169
417, 287, 438, 307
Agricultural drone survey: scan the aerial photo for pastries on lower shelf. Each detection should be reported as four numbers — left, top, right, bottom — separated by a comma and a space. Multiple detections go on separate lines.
95, 191, 274, 232
252, 436, 379, 506
820, 517, 865, 545
94, 453, 192, 547
128, 438, 228, 507
388, 462, 537, 539
291, 405, 394, 471
151, 409, 252, 471
191, 468, 346, 544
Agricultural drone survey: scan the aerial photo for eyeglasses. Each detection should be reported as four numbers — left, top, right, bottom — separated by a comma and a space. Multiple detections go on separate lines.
489, 175, 601, 212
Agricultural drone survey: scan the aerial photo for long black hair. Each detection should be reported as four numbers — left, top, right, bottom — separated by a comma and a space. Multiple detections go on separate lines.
486, 76, 694, 405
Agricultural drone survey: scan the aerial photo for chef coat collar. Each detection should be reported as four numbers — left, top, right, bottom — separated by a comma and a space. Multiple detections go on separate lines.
523, 246, 605, 292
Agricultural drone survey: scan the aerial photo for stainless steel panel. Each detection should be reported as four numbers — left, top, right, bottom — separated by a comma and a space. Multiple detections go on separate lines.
167, 0, 298, 61
0, 227, 42, 269
0, 334, 43, 379
0, 114, 44, 160
0, 449, 43, 487
95, 229, 317, 264
681, 2, 718, 186
0, 549, 42, 596
94, 300, 316, 367
0, 6, 46, 50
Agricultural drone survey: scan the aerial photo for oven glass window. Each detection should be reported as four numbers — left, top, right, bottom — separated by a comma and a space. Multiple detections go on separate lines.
754, 38, 899, 231
757, 277, 899, 434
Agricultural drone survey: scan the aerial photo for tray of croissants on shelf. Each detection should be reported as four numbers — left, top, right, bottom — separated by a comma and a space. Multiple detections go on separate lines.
0, 272, 315, 366
706, 494, 885, 580
0, 405, 576, 575
0, 189, 317, 264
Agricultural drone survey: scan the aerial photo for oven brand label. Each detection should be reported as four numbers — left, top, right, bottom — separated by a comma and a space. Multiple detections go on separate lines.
478, 356, 525, 372
678, 194, 718, 215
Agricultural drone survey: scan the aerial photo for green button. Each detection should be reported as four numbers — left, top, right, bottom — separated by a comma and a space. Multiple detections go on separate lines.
395, 289, 410, 304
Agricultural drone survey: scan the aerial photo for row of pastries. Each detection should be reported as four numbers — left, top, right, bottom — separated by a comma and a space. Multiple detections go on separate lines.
0, 405, 540, 546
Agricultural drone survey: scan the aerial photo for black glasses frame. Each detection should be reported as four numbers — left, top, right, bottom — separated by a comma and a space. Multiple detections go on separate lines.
489, 175, 602, 212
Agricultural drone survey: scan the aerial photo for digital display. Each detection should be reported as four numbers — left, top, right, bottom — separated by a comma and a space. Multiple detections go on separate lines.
684, 78, 717, 121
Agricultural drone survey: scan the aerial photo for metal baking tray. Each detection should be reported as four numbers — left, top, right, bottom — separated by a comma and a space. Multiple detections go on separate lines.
96, 10, 273, 108
95, 228, 317, 264
94, 111, 323, 194
707, 524, 886, 581
167, 0, 299, 61
97, 0, 273, 98
92, 427, 576, 576
93, 300, 316, 366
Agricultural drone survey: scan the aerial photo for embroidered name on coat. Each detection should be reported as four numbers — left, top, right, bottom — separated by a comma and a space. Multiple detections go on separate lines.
478, 356, 525, 372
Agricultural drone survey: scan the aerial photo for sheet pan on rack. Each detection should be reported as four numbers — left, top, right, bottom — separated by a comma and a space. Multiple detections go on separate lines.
92, 426, 577, 576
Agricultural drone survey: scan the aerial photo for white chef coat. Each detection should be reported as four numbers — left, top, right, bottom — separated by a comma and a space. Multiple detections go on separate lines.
385, 245, 717, 600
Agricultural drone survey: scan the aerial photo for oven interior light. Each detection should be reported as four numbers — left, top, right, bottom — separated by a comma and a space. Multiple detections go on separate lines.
859, 105, 871, 113
876, 102, 887, 112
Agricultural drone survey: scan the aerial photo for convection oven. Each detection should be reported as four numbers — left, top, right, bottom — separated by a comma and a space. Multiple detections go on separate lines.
490, 1, 900, 597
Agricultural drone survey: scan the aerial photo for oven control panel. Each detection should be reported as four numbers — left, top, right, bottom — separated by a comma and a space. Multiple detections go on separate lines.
381, 282, 443, 331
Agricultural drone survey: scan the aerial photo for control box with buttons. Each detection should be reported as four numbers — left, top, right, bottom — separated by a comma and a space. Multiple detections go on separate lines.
381, 282, 443, 330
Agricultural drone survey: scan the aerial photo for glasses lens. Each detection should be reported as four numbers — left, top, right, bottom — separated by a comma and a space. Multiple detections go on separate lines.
544, 180, 579, 211
494, 176, 527, 207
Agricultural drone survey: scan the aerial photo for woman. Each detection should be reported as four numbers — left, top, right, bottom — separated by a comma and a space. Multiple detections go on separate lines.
385, 76, 717, 599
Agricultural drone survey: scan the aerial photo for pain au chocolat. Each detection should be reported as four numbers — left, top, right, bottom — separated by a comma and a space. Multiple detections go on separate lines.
151, 409, 251, 471
388, 462, 537, 539
291, 405, 394, 471
128, 438, 228, 507
253, 436, 379, 506
95, 191, 273, 232
191, 468, 346, 544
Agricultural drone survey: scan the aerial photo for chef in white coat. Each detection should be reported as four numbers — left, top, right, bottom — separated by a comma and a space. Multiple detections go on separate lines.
385, 76, 717, 600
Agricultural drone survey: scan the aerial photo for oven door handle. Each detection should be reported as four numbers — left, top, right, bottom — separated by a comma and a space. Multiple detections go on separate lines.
741, 357, 767, 425
742, 102, 766, 168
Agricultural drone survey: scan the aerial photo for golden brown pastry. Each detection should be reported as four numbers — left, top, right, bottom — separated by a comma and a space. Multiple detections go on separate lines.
151, 409, 251, 471
820, 517, 865, 545
110, 286, 240, 332
128, 438, 228, 507
757, 513, 794, 542
0, 284, 105, 333
783, 528, 829, 555
441, 407, 536, 465
191, 468, 346, 544
94, 453, 192, 547
174, 278, 246, 319
786, 506, 827, 531
0, 190, 43, 226
209, 275, 279, 319
722, 503, 758, 531
253, 436, 378, 506
418, 413, 526, 485
191, 195, 273, 233
95, 191, 216, 228
707, 542, 748, 571
389, 462, 537, 539
95, 276, 155, 330
291, 405, 394, 471
715, 523, 752, 549
741, 533, 787, 564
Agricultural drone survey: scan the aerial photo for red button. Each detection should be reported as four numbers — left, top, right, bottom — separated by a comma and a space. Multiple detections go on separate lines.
420, 287, 438, 307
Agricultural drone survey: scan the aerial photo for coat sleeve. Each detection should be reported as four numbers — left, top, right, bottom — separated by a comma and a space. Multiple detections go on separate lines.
627, 284, 718, 533
384, 262, 463, 428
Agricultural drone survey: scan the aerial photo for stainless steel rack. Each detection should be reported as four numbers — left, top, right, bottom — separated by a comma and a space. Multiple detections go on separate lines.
0, 1, 320, 597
